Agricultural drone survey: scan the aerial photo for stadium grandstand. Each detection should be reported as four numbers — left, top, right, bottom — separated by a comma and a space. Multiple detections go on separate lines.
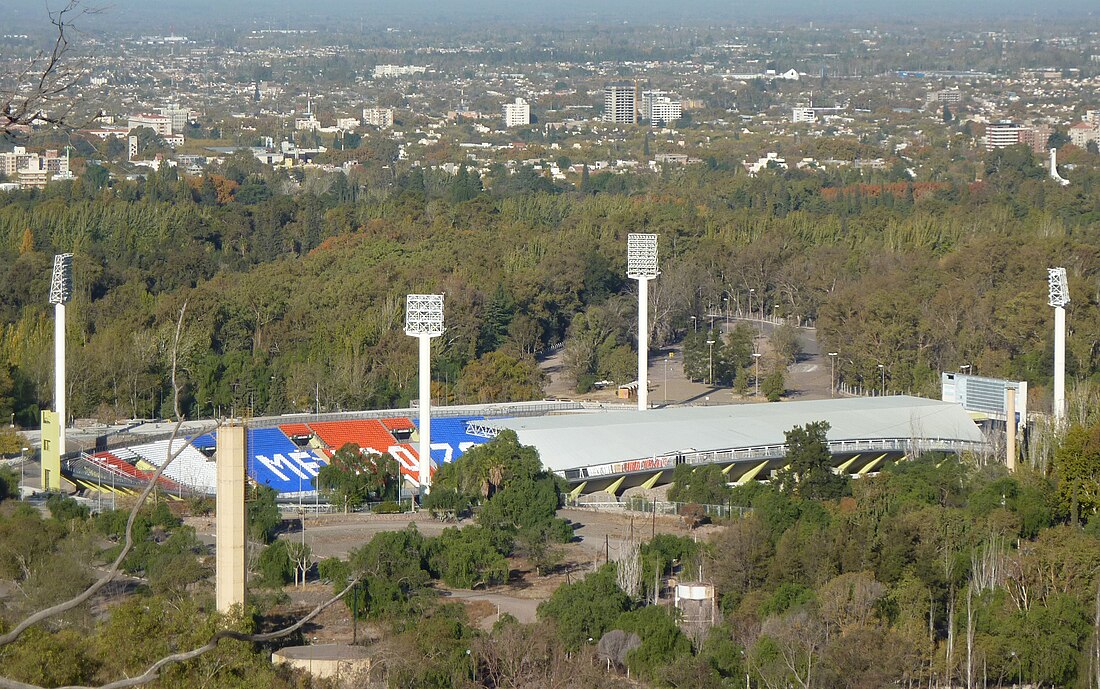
60, 397, 987, 501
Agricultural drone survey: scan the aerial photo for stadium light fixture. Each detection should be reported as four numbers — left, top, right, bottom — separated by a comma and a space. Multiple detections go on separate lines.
49, 253, 73, 454
405, 294, 445, 496
1048, 268, 1069, 424
627, 234, 659, 411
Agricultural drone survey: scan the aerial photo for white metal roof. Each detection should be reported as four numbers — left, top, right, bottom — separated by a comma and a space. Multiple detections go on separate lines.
484, 396, 985, 473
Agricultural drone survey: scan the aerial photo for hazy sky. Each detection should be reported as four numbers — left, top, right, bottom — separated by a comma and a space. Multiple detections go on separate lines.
3, 0, 1096, 33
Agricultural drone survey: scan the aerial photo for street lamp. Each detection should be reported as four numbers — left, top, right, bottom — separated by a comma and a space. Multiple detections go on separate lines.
722, 296, 729, 333
828, 352, 838, 397
752, 353, 763, 397
959, 364, 971, 375
877, 364, 885, 396
19, 447, 27, 499
748, 288, 755, 322
706, 338, 716, 385
690, 315, 697, 333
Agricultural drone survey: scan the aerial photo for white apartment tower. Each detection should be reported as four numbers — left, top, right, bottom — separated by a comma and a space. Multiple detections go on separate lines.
503, 97, 531, 127
604, 83, 637, 124
362, 107, 395, 129
642, 90, 681, 126
985, 121, 1025, 150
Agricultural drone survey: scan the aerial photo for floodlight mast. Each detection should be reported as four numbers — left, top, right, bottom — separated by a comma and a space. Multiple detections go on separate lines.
1047, 267, 1069, 424
627, 234, 659, 411
49, 254, 73, 454
405, 294, 445, 496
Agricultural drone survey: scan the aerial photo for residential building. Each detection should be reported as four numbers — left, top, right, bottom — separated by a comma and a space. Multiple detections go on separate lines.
604, 83, 637, 124
157, 104, 190, 132
642, 91, 681, 125
362, 107, 394, 128
792, 107, 817, 123
985, 121, 1026, 150
503, 97, 531, 127
128, 113, 173, 136
1069, 121, 1100, 148
335, 117, 360, 130
372, 65, 425, 78
930, 89, 962, 104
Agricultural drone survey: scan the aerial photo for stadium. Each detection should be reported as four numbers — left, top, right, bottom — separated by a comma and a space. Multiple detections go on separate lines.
59, 395, 988, 503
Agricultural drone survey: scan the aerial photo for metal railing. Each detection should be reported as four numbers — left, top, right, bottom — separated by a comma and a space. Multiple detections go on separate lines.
562, 437, 988, 482
570, 499, 751, 520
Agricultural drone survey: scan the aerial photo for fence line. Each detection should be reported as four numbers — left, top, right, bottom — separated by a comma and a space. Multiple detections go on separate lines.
569, 498, 751, 520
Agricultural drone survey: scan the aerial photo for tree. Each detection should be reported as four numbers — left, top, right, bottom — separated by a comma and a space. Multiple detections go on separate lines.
247, 484, 281, 543
426, 526, 509, 589
778, 421, 848, 500
315, 443, 400, 512
1053, 422, 1100, 526
456, 351, 544, 404
537, 564, 631, 650
763, 368, 786, 402
613, 606, 692, 680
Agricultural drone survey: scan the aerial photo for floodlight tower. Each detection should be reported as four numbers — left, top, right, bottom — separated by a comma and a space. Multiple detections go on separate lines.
1047, 267, 1069, 424
627, 234, 659, 411
405, 294, 445, 495
49, 254, 73, 454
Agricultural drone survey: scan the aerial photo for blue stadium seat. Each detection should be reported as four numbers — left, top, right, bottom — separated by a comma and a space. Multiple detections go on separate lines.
247, 427, 326, 493
414, 416, 493, 466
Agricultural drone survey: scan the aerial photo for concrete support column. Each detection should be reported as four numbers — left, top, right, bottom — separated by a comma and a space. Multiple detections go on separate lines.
216, 424, 247, 614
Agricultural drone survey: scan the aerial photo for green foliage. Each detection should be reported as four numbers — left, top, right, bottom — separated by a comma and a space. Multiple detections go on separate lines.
537, 564, 631, 650
762, 368, 786, 401
257, 540, 294, 587
612, 605, 692, 680
424, 486, 472, 521
346, 525, 432, 618
427, 525, 510, 588
776, 421, 849, 500
46, 494, 90, 522
247, 485, 281, 543
760, 582, 815, 616
667, 464, 733, 505
316, 443, 400, 512
1053, 420, 1100, 525
640, 534, 701, 587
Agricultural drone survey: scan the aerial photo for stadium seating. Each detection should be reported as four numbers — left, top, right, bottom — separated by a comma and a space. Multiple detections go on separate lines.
130, 438, 217, 492
308, 420, 398, 454
415, 416, 491, 465
86, 451, 180, 490
248, 427, 327, 493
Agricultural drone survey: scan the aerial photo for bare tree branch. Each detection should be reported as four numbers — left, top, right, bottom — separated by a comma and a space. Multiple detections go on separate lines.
0, 579, 360, 689
0, 302, 190, 648
1, 0, 98, 139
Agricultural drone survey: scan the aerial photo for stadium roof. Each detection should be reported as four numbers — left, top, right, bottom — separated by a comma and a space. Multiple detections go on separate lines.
482, 396, 985, 473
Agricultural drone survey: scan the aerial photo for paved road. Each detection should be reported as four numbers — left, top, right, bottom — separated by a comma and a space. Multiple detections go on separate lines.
539, 316, 834, 406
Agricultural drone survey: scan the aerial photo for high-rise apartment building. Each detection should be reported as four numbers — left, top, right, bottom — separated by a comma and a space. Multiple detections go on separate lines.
985, 121, 1025, 150
603, 83, 637, 124
503, 97, 531, 127
641, 90, 681, 125
362, 107, 394, 128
